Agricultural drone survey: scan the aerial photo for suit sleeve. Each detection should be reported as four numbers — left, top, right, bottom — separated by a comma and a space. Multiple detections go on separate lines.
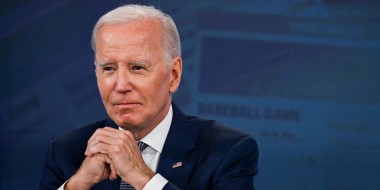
39, 141, 66, 190
212, 136, 259, 190
162, 182, 181, 190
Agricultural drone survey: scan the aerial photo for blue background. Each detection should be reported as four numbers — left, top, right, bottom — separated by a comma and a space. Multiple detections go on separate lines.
1, 0, 380, 189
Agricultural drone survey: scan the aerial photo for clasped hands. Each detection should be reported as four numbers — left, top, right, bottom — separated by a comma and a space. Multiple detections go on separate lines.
66, 127, 154, 190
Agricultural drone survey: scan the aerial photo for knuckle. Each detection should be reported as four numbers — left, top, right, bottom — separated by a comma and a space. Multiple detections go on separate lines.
113, 146, 122, 154
95, 128, 103, 134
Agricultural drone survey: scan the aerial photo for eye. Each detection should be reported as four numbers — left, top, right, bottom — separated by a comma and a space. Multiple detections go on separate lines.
100, 65, 116, 75
104, 66, 114, 71
132, 65, 144, 71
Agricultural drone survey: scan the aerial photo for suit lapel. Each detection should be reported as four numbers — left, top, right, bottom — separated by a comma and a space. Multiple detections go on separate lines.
157, 104, 197, 189
106, 118, 119, 129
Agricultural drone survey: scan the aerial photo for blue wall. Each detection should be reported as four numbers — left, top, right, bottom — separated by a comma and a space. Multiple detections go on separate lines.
1, 0, 379, 189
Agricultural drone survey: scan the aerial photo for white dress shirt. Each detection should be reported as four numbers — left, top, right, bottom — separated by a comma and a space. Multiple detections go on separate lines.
59, 105, 173, 190
137, 105, 172, 189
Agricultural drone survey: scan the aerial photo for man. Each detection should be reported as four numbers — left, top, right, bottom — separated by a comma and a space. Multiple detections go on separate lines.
40, 4, 258, 190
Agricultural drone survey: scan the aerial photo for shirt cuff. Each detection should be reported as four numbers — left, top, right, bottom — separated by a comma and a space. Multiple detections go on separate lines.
143, 174, 168, 190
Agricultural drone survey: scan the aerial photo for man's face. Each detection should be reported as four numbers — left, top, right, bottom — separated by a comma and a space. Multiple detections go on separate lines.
94, 19, 181, 137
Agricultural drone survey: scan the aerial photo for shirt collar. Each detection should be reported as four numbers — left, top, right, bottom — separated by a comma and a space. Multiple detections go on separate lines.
141, 105, 172, 153
118, 105, 173, 153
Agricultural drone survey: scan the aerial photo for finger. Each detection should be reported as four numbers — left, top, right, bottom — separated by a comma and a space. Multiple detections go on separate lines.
88, 128, 118, 145
103, 127, 136, 142
85, 128, 140, 158
109, 162, 117, 180
86, 128, 125, 155
102, 126, 120, 132
103, 155, 118, 180
86, 138, 136, 158
93, 154, 116, 181
88, 127, 134, 146
86, 143, 114, 156
103, 127, 136, 145
86, 134, 122, 156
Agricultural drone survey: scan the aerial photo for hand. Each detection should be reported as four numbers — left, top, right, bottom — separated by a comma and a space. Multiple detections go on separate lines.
65, 154, 117, 190
85, 127, 155, 189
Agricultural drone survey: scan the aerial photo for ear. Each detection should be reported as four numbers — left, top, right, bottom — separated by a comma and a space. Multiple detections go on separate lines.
169, 57, 182, 93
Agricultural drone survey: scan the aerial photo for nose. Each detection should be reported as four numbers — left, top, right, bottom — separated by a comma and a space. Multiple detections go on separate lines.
115, 68, 132, 93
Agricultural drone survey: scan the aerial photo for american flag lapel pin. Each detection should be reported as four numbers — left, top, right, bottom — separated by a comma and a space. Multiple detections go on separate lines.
172, 161, 183, 169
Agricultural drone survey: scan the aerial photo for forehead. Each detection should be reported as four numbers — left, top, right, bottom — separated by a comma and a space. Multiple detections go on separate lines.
96, 19, 163, 45
94, 20, 166, 64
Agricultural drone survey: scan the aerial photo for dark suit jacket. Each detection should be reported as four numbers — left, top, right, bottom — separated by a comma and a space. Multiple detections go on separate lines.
40, 104, 259, 189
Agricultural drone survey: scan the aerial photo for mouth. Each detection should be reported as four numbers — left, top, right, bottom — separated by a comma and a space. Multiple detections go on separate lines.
113, 102, 141, 108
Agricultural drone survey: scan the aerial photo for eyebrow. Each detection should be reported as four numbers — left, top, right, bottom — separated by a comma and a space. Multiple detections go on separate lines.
96, 59, 150, 67
97, 61, 113, 67
130, 60, 148, 65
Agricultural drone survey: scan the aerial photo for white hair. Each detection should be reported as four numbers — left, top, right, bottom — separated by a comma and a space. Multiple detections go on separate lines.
91, 4, 181, 63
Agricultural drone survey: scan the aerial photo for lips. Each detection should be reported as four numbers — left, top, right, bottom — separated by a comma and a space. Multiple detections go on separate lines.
113, 102, 140, 109
114, 102, 138, 105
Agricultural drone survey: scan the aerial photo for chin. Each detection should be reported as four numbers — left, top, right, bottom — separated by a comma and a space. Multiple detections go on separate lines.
114, 116, 137, 128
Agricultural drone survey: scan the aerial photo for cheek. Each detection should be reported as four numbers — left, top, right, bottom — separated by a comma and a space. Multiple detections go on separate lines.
97, 78, 112, 101
152, 75, 171, 96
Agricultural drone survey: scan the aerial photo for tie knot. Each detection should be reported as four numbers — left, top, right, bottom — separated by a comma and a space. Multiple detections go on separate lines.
137, 141, 148, 152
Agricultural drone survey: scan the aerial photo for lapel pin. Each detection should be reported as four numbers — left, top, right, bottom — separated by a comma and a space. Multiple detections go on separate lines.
172, 161, 183, 169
